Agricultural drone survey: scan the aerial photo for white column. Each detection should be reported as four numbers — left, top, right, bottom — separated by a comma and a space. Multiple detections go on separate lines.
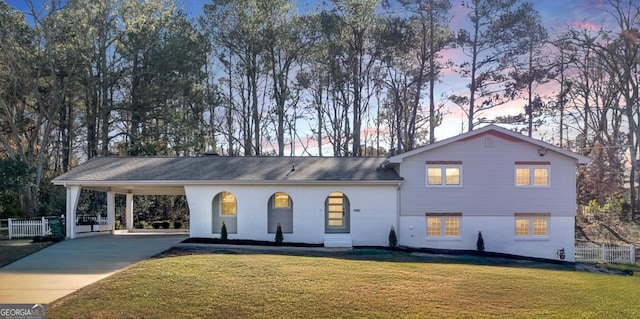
126, 193, 134, 232
41, 217, 46, 236
107, 191, 116, 233
65, 186, 82, 239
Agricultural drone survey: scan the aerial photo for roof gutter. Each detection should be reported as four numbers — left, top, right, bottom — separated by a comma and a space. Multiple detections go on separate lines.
52, 179, 404, 187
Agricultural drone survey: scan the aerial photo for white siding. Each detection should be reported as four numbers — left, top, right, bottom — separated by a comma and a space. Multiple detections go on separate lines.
398, 215, 575, 261
186, 184, 398, 246
398, 134, 578, 217
395, 133, 579, 260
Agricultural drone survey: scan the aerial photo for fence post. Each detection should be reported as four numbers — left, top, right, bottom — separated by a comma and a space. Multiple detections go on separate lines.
8, 218, 12, 239
41, 217, 46, 236
601, 245, 606, 263
631, 245, 636, 264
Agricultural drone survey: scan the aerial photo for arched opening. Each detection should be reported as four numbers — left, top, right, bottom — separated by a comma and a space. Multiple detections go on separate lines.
212, 191, 237, 234
325, 192, 350, 233
267, 192, 293, 233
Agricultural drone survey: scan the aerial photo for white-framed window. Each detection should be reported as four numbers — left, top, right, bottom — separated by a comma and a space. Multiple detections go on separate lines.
515, 213, 549, 238
426, 161, 462, 187
514, 162, 550, 187
426, 213, 461, 237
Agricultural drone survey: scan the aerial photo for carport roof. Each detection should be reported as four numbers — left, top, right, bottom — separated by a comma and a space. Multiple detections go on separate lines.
52, 156, 402, 194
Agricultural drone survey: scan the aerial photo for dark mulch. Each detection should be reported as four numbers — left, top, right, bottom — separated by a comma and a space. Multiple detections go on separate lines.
182, 237, 324, 247
166, 237, 575, 271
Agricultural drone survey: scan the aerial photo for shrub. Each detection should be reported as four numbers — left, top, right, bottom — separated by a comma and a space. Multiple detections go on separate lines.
275, 223, 284, 245
152, 222, 161, 229
161, 221, 170, 229
221, 222, 228, 241
476, 231, 485, 252
114, 220, 122, 230
32, 235, 48, 243
134, 221, 145, 229
173, 221, 182, 229
388, 226, 398, 248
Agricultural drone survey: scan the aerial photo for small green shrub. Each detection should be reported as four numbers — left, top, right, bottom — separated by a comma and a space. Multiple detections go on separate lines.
161, 221, 170, 229
275, 223, 284, 245
32, 235, 50, 242
221, 222, 228, 241
134, 221, 145, 229
114, 220, 122, 230
152, 222, 161, 229
173, 221, 182, 229
388, 226, 398, 248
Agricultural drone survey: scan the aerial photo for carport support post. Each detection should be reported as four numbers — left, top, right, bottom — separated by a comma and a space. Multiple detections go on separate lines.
126, 193, 134, 232
107, 191, 115, 233
65, 186, 81, 239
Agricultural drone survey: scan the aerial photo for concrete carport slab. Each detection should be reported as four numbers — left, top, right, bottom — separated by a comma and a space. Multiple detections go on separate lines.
0, 234, 186, 304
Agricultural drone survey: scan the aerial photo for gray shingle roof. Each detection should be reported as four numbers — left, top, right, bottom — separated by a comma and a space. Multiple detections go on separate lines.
53, 156, 402, 183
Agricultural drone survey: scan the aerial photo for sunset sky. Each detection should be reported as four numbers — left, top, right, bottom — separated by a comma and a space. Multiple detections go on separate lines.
173, 0, 621, 143
5, 0, 621, 151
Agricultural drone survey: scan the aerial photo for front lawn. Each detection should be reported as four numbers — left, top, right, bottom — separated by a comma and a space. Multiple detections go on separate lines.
49, 251, 640, 318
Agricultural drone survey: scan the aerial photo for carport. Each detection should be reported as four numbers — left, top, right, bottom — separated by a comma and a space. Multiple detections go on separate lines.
56, 183, 186, 239
52, 157, 189, 239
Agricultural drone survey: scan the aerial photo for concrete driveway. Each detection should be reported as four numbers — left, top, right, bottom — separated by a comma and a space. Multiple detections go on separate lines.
0, 234, 186, 304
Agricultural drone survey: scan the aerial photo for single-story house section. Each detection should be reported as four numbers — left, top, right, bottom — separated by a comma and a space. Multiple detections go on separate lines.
53, 125, 590, 261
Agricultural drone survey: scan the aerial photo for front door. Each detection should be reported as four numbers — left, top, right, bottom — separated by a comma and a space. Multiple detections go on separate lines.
325, 192, 349, 233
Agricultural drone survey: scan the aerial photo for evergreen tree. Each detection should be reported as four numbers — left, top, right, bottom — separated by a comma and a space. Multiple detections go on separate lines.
275, 223, 284, 245
388, 226, 398, 248
221, 222, 228, 241
476, 231, 485, 252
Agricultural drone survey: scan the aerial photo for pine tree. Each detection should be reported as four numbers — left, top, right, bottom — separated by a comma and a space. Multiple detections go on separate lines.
476, 231, 485, 252
275, 223, 284, 245
388, 226, 398, 248
221, 222, 228, 241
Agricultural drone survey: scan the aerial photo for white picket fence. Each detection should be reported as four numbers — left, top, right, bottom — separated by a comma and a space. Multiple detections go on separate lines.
575, 245, 636, 264
8, 217, 50, 239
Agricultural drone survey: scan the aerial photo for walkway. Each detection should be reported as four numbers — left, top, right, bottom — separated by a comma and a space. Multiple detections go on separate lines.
0, 234, 186, 304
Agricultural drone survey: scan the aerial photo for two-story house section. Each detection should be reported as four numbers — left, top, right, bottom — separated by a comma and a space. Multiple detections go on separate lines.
386, 125, 590, 261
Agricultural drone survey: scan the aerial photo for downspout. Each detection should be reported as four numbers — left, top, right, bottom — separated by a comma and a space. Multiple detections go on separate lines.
396, 182, 402, 245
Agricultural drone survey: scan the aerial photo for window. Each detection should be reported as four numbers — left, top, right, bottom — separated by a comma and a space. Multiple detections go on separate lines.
220, 192, 237, 215
426, 161, 462, 186
426, 213, 461, 237
515, 213, 549, 237
327, 193, 345, 226
273, 192, 291, 208
515, 162, 549, 186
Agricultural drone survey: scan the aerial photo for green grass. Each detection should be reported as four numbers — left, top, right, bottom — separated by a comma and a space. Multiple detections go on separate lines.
49, 252, 640, 319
